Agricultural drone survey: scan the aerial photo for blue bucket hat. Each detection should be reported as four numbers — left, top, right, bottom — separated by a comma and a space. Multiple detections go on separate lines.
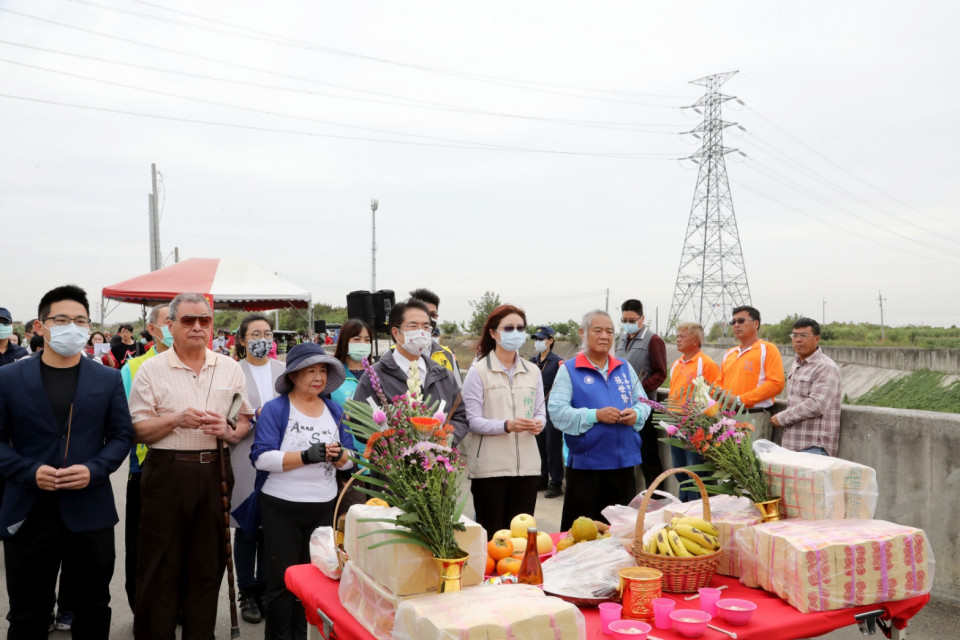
275, 342, 346, 395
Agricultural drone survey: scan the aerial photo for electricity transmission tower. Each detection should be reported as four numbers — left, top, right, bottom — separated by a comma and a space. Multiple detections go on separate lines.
667, 71, 750, 338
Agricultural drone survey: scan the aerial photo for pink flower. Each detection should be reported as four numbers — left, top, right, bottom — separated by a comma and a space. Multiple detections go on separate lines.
373, 410, 387, 424
433, 410, 446, 423
664, 424, 679, 436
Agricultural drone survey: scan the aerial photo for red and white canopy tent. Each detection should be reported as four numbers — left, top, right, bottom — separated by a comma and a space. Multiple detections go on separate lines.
101, 257, 314, 330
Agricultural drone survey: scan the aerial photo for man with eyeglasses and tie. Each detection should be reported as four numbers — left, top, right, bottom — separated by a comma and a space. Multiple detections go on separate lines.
0, 284, 133, 639
716, 305, 786, 441
770, 318, 842, 456
353, 299, 468, 446
128, 292, 253, 640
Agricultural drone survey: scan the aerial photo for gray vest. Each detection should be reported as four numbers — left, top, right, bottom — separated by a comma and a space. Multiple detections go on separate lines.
616, 327, 654, 379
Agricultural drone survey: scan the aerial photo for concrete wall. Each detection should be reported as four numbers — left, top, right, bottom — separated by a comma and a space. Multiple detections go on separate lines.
707, 343, 960, 375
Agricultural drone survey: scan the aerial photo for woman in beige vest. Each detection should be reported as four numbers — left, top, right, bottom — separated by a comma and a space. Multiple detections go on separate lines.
461, 304, 546, 538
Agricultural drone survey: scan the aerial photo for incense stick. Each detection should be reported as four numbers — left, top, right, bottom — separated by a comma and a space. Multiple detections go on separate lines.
62, 403, 74, 467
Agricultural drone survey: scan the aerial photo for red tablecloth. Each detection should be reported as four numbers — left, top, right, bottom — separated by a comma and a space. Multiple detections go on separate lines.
285, 564, 928, 640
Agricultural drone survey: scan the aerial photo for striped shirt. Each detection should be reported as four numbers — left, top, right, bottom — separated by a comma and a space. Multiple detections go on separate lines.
776, 348, 842, 456
129, 347, 252, 450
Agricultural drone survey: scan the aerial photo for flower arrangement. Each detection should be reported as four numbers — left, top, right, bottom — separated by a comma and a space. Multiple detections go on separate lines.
342, 358, 467, 560
645, 376, 771, 503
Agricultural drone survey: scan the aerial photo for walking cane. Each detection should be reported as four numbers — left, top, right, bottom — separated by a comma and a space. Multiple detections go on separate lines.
220, 392, 244, 639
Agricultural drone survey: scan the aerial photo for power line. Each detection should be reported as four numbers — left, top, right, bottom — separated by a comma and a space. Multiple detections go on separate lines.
0, 91, 680, 158
730, 177, 960, 267
61, 0, 691, 106
0, 39, 685, 135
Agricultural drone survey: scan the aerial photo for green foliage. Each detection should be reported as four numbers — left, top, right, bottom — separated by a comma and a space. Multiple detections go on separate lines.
853, 370, 960, 414
213, 301, 347, 334
465, 291, 502, 335
438, 321, 460, 336
760, 314, 803, 344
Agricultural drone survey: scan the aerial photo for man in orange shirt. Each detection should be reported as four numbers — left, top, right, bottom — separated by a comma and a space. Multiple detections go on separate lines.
667, 321, 720, 500
716, 306, 785, 442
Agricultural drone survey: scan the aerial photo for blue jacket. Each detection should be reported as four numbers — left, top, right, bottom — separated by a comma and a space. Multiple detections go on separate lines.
232, 393, 355, 532
562, 353, 643, 471
0, 355, 134, 536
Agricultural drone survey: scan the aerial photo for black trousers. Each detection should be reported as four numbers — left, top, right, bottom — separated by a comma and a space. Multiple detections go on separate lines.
134, 452, 233, 640
260, 493, 335, 640
638, 411, 665, 489
560, 466, 636, 532
470, 476, 539, 540
124, 471, 142, 611
234, 526, 265, 593
3, 494, 114, 640
536, 420, 565, 488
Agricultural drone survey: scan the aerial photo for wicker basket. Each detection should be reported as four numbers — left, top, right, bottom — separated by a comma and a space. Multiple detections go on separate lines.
631, 468, 722, 593
332, 475, 356, 570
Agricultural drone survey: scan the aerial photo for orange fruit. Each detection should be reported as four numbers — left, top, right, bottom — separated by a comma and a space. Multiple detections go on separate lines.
365, 498, 389, 507
497, 557, 521, 576
485, 555, 495, 575
487, 536, 514, 561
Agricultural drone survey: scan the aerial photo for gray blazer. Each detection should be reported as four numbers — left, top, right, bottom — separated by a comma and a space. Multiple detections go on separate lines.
229, 357, 286, 527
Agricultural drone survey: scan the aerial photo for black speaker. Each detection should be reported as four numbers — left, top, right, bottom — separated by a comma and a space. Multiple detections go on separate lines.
371, 289, 395, 331
346, 290, 375, 326
313, 320, 327, 335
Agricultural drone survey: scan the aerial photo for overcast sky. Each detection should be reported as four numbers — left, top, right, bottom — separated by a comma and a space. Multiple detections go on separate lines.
2, 1, 958, 331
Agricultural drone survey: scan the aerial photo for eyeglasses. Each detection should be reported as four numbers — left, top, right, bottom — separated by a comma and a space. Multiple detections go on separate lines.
399, 322, 431, 331
247, 330, 273, 340
790, 332, 815, 339
179, 315, 213, 328
729, 317, 752, 326
499, 325, 526, 333
44, 315, 91, 328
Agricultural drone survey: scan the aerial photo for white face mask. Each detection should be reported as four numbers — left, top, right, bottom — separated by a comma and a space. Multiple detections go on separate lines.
400, 329, 432, 357
46, 323, 90, 357
534, 340, 547, 353
498, 330, 527, 352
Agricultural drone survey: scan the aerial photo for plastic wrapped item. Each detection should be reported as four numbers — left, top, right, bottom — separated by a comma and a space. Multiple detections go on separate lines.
661, 496, 762, 577
754, 439, 878, 520
338, 561, 424, 640
344, 504, 487, 596
628, 489, 681, 513
393, 584, 586, 640
735, 519, 934, 613
601, 504, 640, 549
543, 536, 637, 601
309, 526, 341, 580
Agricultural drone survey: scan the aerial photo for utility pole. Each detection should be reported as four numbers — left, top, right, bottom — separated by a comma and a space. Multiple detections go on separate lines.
667, 71, 750, 337
174, 247, 180, 263
148, 164, 161, 271
822, 297, 827, 325
605, 288, 609, 313
878, 291, 887, 342
370, 199, 379, 292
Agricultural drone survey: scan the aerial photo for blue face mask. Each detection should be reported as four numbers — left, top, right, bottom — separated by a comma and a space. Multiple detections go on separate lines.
0, 324, 12, 340
161, 325, 174, 348
621, 322, 639, 335
498, 330, 527, 352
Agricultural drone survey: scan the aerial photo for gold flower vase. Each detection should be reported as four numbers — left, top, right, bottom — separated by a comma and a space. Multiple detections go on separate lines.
434, 554, 469, 593
754, 497, 782, 522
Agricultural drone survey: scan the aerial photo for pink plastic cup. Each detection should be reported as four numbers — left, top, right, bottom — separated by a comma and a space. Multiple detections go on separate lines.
599, 602, 622, 634
652, 597, 676, 630
698, 587, 721, 617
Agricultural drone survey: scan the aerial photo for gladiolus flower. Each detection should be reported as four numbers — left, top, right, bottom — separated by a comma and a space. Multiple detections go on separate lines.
664, 424, 679, 436
373, 410, 387, 424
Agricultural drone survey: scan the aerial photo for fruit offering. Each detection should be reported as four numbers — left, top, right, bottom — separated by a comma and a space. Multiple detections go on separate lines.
642, 516, 721, 557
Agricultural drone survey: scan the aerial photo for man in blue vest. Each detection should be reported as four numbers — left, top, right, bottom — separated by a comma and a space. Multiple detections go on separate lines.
549, 310, 650, 531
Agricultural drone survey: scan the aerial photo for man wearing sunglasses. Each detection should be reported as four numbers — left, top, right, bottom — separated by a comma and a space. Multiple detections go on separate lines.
128, 293, 254, 640
716, 305, 785, 441
0, 285, 134, 638
0, 306, 28, 366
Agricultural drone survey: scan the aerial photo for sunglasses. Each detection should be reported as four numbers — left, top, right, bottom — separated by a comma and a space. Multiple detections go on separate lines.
729, 317, 753, 326
499, 325, 526, 333
180, 315, 213, 328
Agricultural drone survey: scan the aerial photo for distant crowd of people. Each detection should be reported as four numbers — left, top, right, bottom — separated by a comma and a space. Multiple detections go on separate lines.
0, 286, 841, 639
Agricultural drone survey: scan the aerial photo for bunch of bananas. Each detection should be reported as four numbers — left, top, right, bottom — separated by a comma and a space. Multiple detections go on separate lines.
643, 516, 721, 557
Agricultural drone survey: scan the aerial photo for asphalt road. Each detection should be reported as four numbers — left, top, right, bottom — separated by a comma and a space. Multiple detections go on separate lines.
0, 468, 955, 639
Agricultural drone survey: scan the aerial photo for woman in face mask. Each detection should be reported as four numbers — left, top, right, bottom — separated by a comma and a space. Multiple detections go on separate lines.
330, 319, 373, 408
461, 305, 547, 539
230, 314, 287, 625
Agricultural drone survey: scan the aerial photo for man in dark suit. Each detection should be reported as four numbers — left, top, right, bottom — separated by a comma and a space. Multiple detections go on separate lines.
0, 284, 133, 640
